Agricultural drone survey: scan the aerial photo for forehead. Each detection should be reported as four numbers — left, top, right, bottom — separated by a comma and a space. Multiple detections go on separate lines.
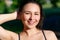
22, 3, 40, 12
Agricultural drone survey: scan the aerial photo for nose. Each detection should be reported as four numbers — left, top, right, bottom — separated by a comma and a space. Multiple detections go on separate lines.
29, 14, 34, 20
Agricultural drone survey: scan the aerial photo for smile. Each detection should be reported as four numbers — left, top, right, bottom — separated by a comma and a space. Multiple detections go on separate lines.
28, 21, 35, 25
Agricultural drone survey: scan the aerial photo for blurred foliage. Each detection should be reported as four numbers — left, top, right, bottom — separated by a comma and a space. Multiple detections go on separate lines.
0, 0, 60, 14
0, 0, 18, 14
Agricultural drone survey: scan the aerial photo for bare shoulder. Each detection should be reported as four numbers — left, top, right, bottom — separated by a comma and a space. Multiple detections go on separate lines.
44, 30, 55, 34
44, 30, 58, 40
5, 29, 18, 40
0, 26, 18, 40
0, 26, 17, 35
0, 26, 17, 36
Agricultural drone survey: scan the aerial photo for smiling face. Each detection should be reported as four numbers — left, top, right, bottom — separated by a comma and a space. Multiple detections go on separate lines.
20, 3, 41, 29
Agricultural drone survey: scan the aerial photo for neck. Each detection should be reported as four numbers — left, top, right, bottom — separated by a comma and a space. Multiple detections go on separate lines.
23, 27, 40, 36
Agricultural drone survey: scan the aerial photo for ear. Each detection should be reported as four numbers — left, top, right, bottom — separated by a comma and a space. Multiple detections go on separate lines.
16, 12, 21, 20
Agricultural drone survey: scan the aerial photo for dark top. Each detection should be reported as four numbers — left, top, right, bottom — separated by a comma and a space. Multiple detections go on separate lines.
18, 30, 47, 40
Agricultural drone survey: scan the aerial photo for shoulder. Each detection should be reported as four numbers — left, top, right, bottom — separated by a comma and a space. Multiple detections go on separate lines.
5, 29, 18, 40
44, 30, 58, 40
44, 30, 55, 34
0, 26, 17, 36
0, 26, 18, 40
0, 26, 18, 35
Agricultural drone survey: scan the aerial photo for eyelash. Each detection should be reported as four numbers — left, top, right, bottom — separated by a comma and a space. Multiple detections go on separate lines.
35, 14, 39, 15
25, 13, 30, 14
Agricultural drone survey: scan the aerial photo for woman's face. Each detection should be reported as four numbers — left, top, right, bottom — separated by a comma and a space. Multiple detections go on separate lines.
20, 3, 41, 29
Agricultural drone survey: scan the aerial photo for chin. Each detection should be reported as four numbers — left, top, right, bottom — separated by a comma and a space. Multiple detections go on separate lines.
26, 25, 36, 29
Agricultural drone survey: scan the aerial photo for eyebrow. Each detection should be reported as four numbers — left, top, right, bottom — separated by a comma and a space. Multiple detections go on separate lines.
22, 11, 40, 13
22, 11, 31, 12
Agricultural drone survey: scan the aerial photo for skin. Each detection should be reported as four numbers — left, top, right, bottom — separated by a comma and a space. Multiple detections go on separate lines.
0, 2, 58, 40
0, 26, 18, 40
0, 11, 17, 24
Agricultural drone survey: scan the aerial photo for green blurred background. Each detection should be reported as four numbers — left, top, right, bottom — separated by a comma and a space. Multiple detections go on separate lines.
0, 0, 60, 40
0, 0, 60, 14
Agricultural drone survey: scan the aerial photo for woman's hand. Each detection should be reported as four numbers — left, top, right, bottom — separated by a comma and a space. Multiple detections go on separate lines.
0, 11, 17, 24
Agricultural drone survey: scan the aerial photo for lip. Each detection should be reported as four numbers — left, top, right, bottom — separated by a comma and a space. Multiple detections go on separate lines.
28, 21, 35, 25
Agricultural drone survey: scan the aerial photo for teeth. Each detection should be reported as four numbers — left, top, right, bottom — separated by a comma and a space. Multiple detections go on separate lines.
28, 21, 34, 25
29, 22, 33, 24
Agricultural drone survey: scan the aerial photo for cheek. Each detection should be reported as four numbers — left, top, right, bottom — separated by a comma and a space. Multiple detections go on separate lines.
23, 14, 30, 21
35, 16, 40, 21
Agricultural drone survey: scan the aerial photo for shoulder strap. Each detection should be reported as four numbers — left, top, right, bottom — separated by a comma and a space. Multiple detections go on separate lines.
18, 33, 20, 40
42, 30, 47, 40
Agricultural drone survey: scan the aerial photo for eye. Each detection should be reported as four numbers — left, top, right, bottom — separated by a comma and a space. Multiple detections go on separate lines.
25, 12, 30, 14
34, 12, 40, 15
35, 13, 39, 15
23, 11, 31, 15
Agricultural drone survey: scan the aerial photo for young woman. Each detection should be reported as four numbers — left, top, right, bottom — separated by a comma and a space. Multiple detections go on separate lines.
0, 0, 58, 40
